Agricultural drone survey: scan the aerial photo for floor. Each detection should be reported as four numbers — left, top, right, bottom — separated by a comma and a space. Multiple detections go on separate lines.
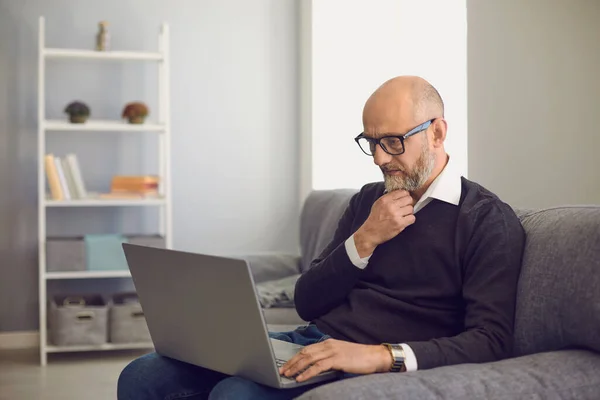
0, 325, 295, 400
0, 348, 150, 400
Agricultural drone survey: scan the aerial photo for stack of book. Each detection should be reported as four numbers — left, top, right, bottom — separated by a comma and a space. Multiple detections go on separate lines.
45, 153, 88, 200
99, 175, 160, 199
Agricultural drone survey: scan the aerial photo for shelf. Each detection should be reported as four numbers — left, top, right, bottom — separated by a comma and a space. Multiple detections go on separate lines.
44, 119, 165, 132
46, 342, 154, 353
46, 270, 131, 280
44, 48, 163, 61
45, 198, 165, 207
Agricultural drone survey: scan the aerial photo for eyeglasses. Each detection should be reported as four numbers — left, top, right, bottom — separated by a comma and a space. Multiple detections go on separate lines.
354, 119, 434, 156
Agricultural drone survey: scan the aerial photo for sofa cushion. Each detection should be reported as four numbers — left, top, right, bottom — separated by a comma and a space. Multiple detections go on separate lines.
241, 253, 301, 284
299, 189, 357, 272
513, 206, 600, 357
298, 350, 600, 400
262, 307, 305, 326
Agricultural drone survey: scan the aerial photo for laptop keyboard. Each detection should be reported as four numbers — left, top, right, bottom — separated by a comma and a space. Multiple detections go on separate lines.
275, 358, 287, 367
276, 358, 311, 379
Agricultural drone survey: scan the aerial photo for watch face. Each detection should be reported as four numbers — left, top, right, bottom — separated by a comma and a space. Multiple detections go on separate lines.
382, 343, 405, 372
390, 346, 404, 360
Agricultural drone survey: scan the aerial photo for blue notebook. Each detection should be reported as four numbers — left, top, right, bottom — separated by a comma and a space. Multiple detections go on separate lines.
84, 234, 129, 271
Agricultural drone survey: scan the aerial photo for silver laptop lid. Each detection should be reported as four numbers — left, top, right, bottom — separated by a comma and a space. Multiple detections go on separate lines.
122, 243, 282, 387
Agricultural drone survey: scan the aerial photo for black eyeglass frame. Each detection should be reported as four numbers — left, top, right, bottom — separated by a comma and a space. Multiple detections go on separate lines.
354, 119, 435, 156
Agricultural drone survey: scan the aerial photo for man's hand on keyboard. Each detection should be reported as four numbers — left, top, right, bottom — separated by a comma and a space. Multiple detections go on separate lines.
278, 338, 393, 382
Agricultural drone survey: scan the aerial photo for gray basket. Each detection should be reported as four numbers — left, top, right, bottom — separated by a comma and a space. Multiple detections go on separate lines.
49, 294, 108, 346
128, 235, 166, 249
109, 292, 151, 343
46, 237, 86, 272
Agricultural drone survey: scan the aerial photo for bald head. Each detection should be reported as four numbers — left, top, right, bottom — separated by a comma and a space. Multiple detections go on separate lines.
363, 76, 444, 133
359, 76, 449, 196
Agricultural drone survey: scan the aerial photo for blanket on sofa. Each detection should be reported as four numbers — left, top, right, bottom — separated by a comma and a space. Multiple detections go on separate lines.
256, 274, 301, 308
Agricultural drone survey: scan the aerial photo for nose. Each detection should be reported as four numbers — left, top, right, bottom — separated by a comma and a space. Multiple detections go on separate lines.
372, 144, 392, 166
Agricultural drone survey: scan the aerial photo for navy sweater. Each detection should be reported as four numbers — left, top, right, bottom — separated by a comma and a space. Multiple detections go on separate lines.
294, 178, 526, 370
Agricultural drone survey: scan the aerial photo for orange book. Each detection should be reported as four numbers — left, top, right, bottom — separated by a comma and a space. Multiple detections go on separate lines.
111, 182, 159, 191
112, 175, 159, 184
111, 175, 160, 193
45, 154, 64, 200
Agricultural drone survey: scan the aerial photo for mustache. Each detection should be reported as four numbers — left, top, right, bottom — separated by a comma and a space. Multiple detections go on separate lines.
381, 165, 405, 173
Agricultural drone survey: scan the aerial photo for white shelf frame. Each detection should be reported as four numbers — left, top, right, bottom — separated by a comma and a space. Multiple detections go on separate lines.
46, 342, 154, 353
45, 270, 132, 280
44, 47, 163, 61
45, 198, 166, 207
44, 119, 166, 132
37, 16, 172, 365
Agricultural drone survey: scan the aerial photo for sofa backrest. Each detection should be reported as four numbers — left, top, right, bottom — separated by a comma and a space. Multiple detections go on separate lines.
299, 189, 357, 272
512, 206, 600, 357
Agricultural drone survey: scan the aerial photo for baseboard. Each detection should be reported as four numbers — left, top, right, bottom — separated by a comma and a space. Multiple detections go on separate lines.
0, 331, 39, 350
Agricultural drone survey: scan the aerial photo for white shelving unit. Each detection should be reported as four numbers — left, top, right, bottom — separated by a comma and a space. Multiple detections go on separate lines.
37, 16, 172, 365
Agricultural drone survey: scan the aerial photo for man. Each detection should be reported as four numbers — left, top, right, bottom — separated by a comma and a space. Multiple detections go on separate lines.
117, 76, 525, 399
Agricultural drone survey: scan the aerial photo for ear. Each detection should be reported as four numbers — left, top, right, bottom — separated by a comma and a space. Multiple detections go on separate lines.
430, 118, 447, 148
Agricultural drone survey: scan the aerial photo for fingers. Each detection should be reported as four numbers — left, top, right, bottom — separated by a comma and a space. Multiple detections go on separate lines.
279, 345, 312, 375
396, 196, 414, 208
379, 191, 416, 223
382, 191, 413, 208
384, 189, 410, 201
403, 213, 416, 226
398, 204, 414, 218
296, 359, 334, 382
280, 344, 332, 379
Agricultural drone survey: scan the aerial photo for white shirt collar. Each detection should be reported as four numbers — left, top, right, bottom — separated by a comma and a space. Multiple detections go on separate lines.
413, 155, 462, 213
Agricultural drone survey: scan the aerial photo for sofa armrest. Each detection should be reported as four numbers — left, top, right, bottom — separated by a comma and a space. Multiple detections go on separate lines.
239, 253, 301, 284
298, 350, 600, 400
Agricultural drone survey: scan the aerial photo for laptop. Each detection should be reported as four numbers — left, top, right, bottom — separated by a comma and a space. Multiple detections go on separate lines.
122, 243, 340, 389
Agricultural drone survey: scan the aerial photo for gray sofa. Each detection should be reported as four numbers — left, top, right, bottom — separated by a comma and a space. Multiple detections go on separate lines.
246, 189, 600, 399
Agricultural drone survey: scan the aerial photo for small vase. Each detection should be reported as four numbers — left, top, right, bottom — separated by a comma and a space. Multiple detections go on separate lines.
69, 115, 88, 123
96, 21, 110, 51
127, 116, 145, 124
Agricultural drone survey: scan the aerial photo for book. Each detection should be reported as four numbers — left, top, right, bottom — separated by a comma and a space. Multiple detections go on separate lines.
54, 156, 71, 200
111, 175, 160, 194
44, 154, 64, 200
111, 175, 159, 183
66, 154, 88, 199
61, 158, 79, 199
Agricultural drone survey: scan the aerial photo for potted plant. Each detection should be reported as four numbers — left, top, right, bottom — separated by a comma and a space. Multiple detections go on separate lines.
64, 101, 90, 123
122, 102, 149, 124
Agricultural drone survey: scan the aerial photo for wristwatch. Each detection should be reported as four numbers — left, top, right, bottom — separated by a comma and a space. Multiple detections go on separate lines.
382, 343, 406, 372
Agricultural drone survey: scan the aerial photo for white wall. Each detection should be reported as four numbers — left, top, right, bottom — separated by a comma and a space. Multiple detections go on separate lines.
0, 0, 299, 332
468, 0, 600, 208
301, 0, 467, 199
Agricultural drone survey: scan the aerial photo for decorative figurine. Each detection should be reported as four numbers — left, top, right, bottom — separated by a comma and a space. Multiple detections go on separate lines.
96, 21, 110, 51
64, 101, 90, 123
122, 102, 149, 124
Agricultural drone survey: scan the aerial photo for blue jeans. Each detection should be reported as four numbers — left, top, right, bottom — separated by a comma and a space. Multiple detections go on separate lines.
117, 325, 351, 400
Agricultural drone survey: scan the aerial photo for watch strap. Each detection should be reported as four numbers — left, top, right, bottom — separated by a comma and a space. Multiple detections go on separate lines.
382, 343, 406, 372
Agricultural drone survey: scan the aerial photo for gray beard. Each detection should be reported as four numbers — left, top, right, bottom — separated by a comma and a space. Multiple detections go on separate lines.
383, 147, 436, 193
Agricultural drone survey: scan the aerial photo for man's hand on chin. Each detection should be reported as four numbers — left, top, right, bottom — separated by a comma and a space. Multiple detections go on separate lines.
278, 339, 392, 382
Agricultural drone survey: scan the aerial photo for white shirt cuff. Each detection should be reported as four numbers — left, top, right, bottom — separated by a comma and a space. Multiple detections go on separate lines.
400, 343, 418, 372
344, 234, 372, 269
